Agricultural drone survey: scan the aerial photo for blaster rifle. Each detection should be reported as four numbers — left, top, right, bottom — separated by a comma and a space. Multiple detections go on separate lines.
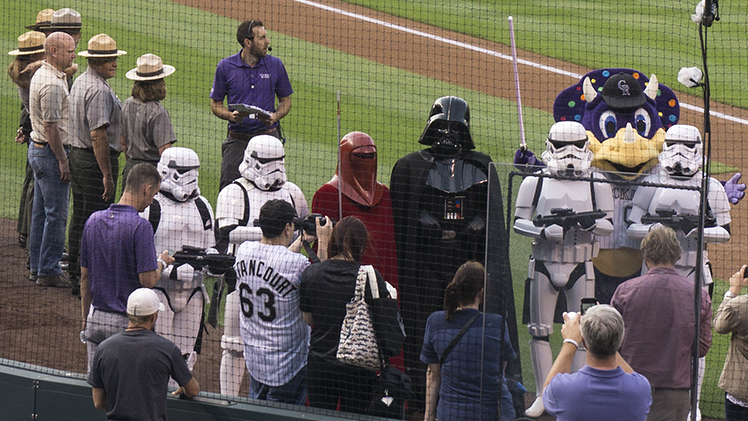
640, 209, 717, 233
172, 246, 236, 275
533, 208, 607, 231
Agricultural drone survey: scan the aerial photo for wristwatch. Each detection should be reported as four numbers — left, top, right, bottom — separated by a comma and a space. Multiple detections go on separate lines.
724, 290, 737, 300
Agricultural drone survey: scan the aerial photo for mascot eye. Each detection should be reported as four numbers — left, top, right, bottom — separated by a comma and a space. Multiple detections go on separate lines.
598, 111, 617, 139
633, 108, 652, 137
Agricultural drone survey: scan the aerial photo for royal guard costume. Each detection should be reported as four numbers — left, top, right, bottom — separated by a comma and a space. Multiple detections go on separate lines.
312, 132, 398, 290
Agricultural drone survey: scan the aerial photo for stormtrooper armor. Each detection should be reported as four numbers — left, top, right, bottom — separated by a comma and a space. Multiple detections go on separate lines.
215, 136, 309, 396
140, 147, 215, 378
513, 122, 614, 417
628, 125, 731, 284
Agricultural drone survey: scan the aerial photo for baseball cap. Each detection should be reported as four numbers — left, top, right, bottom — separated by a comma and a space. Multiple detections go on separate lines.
127, 288, 165, 316
601, 72, 647, 111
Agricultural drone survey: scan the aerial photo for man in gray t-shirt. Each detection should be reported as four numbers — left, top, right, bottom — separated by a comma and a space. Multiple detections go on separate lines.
88, 288, 199, 421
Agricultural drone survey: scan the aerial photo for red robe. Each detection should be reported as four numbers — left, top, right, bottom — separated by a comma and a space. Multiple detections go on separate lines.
312, 183, 399, 290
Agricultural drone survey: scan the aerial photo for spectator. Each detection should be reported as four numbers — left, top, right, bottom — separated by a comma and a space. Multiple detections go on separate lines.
68, 33, 127, 297
543, 305, 652, 421
88, 288, 199, 421
420, 261, 516, 421
27, 31, 76, 288
713, 265, 748, 420
120, 53, 176, 191
210, 19, 293, 190
234, 199, 331, 404
300, 216, 391, 414
80, 163, 172, 371
8, 30, 45, 251
611, 226, 712, 421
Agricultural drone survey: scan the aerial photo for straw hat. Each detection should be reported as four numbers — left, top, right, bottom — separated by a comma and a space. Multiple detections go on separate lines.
125, 54, 176, 81
49, 8, 82, 30
8, 31, 46, 56
78, 34, 127, 58
25, 9, 54, 30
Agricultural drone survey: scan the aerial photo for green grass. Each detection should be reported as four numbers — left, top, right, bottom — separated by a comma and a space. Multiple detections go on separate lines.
1, 1, 740, 417
341, 0, 748, 110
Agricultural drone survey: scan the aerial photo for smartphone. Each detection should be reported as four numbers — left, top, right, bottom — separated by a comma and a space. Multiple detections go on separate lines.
580, 297, 597, 315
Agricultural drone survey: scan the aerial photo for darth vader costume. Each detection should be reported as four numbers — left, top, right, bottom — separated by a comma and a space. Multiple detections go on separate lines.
390, 96, 518, 410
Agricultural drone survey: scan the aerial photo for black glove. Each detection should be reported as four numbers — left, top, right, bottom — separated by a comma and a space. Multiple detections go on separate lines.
577, 215, 597, 231
418, 212, 443, 239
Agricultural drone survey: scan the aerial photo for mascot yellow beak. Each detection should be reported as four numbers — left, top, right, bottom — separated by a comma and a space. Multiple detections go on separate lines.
588, 126, 664, 180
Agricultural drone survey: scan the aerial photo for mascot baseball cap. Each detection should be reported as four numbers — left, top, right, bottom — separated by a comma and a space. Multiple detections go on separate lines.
127, 288, 165, 316
601, 72, 647, 110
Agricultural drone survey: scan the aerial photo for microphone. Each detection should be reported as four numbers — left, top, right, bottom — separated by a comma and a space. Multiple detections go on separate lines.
268, 46, 273, 52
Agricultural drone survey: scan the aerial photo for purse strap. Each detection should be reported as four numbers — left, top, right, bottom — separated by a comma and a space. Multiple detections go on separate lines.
439, 312, 481, 365
355, 265, 379, 300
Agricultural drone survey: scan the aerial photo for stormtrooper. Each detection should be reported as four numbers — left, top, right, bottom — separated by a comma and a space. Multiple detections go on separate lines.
513, 121, 614, 417
214, 135, 309, 397
139, 147, 215, 376
626, 125, 730, 421
628, 124, 731, 282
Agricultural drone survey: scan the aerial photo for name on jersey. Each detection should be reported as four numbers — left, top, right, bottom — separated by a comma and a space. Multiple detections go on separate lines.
235, 259, 296, 297
612, 186, 635, 201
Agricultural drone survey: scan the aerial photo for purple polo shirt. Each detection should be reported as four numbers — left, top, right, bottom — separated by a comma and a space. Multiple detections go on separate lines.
210, 51, 293, 134
81, 204, 158, 314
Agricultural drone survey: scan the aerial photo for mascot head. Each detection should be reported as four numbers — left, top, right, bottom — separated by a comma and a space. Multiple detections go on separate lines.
553, 69, 680, 180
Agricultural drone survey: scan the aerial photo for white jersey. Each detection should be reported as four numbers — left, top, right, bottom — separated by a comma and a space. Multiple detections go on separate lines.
234, 241, 311, 387
597, 166, 658, 250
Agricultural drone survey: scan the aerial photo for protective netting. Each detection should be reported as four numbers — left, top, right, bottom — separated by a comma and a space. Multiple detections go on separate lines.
2, 1, 747, 419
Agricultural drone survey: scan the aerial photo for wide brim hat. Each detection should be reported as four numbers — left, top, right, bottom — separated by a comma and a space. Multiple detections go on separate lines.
78, 33, 127, 58
8, 31, 46, 56
48, 8, 82, 30
25, 9, 54, 30
126, 53, 176, 81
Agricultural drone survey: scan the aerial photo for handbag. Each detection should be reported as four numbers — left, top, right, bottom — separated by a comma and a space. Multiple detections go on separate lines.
363, 266, 406, 359
367, 365, 413, 419
336, 265, 380, 370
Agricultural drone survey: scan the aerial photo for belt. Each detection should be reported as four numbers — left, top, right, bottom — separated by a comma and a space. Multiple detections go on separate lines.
228, 127, 277, 141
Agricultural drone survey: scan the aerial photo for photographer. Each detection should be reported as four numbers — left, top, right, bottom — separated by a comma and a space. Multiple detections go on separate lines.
234, 199, 331, 404
543, 305, 651, 421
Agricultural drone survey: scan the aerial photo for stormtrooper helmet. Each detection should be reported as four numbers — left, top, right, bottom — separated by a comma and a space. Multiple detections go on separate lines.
660, 124, 703, 178
541, 121, 594, 176
157, 147, 200, 202
239, 135, 287, 190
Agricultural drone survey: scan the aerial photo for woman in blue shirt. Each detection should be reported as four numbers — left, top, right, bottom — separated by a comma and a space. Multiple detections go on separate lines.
420, 261, 516, 421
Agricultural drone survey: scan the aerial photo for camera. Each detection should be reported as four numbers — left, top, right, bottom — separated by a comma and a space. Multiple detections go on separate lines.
293, 213, 335, 235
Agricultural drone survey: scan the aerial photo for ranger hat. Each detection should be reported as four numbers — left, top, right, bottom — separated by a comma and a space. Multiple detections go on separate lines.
126, 54, 176, 81
8, 31, 45, 56
127, 288, 165, 316
601, 72, 647, 111
25, 9, 54, 30
78, 34, 127, 58
49, 8, 82, 30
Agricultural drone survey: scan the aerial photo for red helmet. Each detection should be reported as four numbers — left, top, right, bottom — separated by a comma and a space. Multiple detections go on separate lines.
330, 132, 384, 207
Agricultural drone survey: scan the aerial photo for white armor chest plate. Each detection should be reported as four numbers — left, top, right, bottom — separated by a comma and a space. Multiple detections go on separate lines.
145, 193, 214, 253
216, 178, 302, 227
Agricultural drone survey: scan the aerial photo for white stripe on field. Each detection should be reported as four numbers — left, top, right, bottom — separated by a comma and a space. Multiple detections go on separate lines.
293, 0, 748, 126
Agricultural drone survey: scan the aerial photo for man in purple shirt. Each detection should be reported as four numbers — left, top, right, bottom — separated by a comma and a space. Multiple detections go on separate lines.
543, 305, 651, 421
210, 19, 293, 190
80, 163, 173, 371
612, 226, 712, 421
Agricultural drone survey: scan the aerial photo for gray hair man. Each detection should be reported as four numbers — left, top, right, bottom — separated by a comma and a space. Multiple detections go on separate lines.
542, 305, 652, 421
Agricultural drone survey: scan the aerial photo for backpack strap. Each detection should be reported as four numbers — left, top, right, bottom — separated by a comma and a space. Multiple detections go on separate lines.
233, 181, 251, 227
148, 198, 161, 233
439, 312, 481, 365
194, 197, 213, 231
532, 176, 544, 208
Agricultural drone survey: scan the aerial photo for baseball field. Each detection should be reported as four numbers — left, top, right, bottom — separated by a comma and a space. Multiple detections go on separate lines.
1, 0, 747, 418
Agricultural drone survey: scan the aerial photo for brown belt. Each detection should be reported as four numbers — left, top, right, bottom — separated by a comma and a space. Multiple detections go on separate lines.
228, 127, 277, 141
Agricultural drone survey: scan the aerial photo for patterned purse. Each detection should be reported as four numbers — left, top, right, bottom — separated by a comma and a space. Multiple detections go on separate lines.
336, 265, 381, 370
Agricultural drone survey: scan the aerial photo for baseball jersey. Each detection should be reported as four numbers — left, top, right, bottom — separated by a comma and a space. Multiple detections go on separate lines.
234, 241, 311, 387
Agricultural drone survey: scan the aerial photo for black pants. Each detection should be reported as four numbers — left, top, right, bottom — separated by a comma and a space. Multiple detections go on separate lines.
68, 147, 119, 289
306, 353, 375, 415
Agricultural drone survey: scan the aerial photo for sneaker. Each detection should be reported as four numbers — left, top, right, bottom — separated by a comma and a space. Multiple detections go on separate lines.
28, 271, 37, 282
36, 273, 71, 288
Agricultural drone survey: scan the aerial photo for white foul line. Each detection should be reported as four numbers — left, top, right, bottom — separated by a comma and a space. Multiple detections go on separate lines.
293, 0, 748, 126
